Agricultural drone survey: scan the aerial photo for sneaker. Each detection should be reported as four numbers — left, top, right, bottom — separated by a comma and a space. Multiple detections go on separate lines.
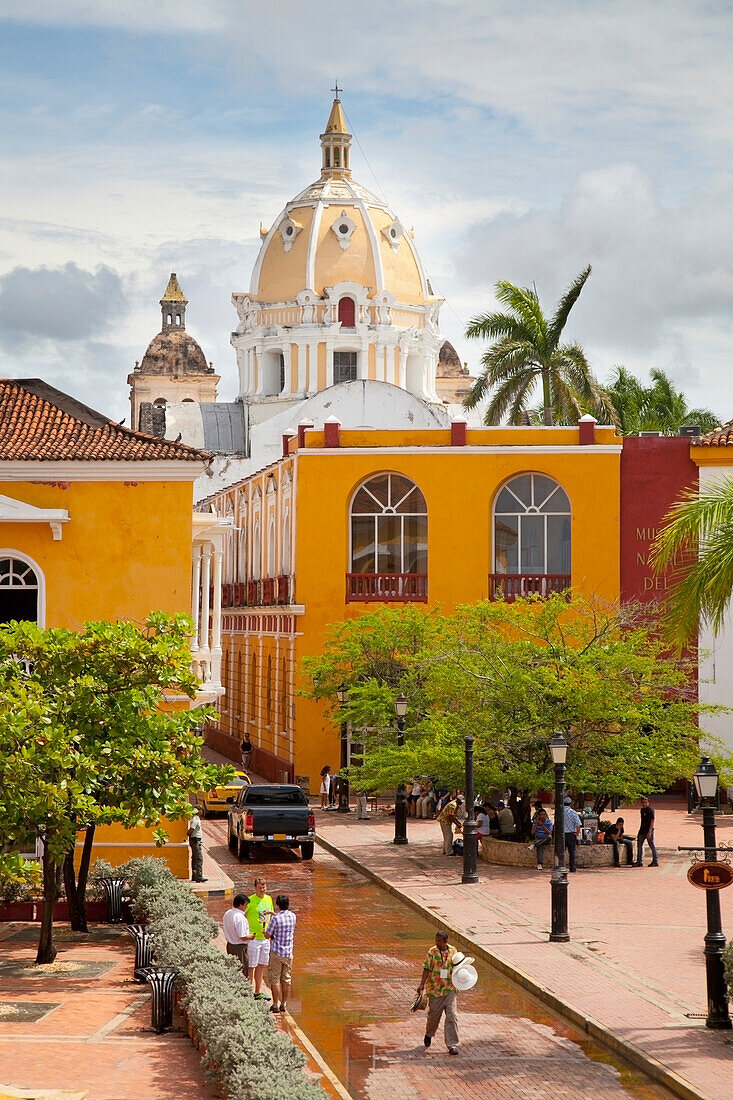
649, 862, 659, 867
448, 1046, 459, 1055
254, 993, 271, 1001
279, 1004, 287, 1013
527, 844, 535, 851
423, 1035, 431, 1048
537, 864, 543, 871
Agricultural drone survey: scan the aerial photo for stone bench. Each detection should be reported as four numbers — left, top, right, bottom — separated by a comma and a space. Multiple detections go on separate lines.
479, 837, 617, 869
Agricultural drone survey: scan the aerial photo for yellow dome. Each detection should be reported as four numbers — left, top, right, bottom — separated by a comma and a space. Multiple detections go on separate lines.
249, 99, 430, 307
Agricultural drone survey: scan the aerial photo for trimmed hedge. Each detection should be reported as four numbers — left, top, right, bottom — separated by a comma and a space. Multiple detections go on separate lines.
99, 858, 326, 1100
724, 939, 733, 1003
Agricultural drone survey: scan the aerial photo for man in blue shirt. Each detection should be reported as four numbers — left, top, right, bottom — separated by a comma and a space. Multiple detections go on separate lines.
562, 796, 582, 872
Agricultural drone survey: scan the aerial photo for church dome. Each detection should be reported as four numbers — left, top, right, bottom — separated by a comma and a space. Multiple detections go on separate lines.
139, 329, 209, 376
249, 97, 430, 306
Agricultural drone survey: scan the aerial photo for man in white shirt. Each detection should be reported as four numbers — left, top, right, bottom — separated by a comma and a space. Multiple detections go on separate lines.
222, 894, 254, 972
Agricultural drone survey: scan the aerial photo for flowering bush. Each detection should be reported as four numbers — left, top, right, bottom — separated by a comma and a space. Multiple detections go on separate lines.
98, 857, 325, 1100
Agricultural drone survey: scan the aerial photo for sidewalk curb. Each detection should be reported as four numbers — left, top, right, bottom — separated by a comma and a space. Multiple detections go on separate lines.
315, 833, 713, 1100
282, 1011, 356, 1100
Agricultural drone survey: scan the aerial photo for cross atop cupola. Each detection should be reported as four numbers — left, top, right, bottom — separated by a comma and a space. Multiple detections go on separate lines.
320, 87, 352, 179
160, 272, 188, 332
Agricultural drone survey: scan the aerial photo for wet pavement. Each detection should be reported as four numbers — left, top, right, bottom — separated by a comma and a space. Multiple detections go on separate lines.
204, 817, 677, 1100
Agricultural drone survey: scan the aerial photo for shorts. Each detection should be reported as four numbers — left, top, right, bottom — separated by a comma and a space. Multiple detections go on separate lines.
268, 950, 293, 986
247, 938, 271, 967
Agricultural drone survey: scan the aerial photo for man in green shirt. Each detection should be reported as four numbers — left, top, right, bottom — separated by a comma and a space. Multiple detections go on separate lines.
244, 877, 274, 1000
416, 930, 459, 1054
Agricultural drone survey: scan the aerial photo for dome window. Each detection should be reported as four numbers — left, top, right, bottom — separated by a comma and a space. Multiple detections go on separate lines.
280, 216, 303, 253
331, 211, 356, 250
338, 297, 356, 327
382, 218, 403, 252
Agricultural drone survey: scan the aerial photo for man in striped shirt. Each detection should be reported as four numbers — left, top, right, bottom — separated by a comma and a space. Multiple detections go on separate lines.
265, 894, 297, 1014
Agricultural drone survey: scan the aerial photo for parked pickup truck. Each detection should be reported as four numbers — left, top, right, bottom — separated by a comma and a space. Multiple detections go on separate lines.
227, 784, 316, 861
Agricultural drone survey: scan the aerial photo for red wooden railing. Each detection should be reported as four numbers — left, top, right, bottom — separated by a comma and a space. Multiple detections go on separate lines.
222, 583, 234, 607
276, 575, 290, 604
261, 578, 275, 606
233, 582, 246, 606
346, 573, 428, 603
246, 580, 259, 606
488, 573, 570, 601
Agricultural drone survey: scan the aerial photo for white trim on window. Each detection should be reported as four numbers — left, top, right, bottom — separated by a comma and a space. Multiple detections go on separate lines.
0, 549, 46, 626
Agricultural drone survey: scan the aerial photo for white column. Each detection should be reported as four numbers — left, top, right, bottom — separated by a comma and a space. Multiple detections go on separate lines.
200, 545, 212, 683
191, 545, 202, 655
210, 546, 223, 690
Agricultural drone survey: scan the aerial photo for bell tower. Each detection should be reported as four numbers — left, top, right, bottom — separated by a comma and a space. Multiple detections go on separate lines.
160, 272, 187, 332
320, 84, 351, 179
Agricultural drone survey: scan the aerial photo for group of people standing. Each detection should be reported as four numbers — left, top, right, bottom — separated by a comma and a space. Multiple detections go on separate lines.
222, 877, 297, 1014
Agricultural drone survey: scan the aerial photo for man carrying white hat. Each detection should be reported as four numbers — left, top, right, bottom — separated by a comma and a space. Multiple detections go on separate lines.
416, 930, 461, 1055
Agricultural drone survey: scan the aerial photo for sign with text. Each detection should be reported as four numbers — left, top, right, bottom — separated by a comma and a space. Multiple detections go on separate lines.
687, 861, 733, 890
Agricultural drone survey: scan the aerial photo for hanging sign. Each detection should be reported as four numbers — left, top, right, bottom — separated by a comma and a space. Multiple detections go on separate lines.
687, 862, 733, 890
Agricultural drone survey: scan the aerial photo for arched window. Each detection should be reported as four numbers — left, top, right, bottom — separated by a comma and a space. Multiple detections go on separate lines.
348, 474, 428, 601
253, 520, 261, 579
166, 313, 172, 325
0, 556, 40, 625
492, 474, 571, 598
338, 297, 355, 327
267, 519, 275, 578
282, 509, 291, 574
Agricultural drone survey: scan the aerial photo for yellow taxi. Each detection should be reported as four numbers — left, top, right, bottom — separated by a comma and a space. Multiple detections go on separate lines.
196, 771, 251, 817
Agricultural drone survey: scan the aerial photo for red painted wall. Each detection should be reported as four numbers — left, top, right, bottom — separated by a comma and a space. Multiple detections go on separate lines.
620, 436, 697, 605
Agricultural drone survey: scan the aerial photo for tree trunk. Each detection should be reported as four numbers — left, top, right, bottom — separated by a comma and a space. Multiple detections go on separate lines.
63, 826, 95, 932
36, 840, 61, 964
542, 369, 554, 425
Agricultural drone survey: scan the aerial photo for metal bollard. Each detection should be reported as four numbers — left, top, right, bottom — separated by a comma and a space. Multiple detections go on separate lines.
99, 877, 126, 923
141, 967, 177, 1033
124, 924, 156, 982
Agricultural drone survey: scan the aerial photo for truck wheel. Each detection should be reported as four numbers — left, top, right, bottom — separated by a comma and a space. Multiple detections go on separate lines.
238, 835, 251, 861
300, 842, 314, 861
228, 825, 237, 852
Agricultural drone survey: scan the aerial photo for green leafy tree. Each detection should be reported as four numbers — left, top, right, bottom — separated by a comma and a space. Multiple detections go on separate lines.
651, 477, 733, 645
305, 596, 712, 833
0, 613, 231, 964
606, 366, 719, 435
464, 266, 614, 426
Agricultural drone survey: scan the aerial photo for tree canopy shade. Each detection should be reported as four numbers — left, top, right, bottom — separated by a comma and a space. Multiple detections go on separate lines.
605, 366, 719, 436
304, 597, 717, 819
0, 613, 231, 963
463, 266, 614, 426
651, 477, 733, 645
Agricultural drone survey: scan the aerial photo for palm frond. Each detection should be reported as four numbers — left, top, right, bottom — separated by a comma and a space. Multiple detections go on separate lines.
493, 281, 548, 349
660, 516, 733, 643
547, 265, 592, 348
465, 310, 536, 344
484, 373, 539, 425
651, 479, 733, 572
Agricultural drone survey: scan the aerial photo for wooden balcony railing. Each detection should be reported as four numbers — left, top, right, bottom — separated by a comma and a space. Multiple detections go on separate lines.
489, 573, 570, 601
246, 580, 259, 606
261, 578, 275, 606
276, 574, 290, 604
346, 573, 428, 603
222, 582, 233, 607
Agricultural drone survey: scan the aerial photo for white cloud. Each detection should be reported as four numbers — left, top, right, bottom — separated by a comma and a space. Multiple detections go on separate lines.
0, 262, 127, 346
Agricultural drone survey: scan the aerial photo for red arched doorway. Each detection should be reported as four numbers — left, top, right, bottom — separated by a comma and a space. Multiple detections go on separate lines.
338, 297, 356, 327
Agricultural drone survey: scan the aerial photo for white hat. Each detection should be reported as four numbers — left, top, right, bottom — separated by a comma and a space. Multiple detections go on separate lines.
452, 963, 478, 991
451, 952, 475, 969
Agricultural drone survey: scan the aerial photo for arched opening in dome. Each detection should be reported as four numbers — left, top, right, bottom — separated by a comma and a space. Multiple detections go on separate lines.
176, 313, 181, 326
260, 351, 286, 397
182, 398, 195, 403
338, 297, 356, 328
153, 397, 167, 406
166, 314, 172, 325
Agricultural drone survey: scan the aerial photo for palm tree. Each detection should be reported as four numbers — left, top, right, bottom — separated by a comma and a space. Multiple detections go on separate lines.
650, 477, 733, 644
464, 266, 614, 426
607, 366, 719, 436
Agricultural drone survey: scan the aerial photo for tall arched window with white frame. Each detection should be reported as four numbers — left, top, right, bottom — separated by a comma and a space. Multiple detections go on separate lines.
0, 555, 41, 625
491, 473, 571, 599
348, 473, 427, 602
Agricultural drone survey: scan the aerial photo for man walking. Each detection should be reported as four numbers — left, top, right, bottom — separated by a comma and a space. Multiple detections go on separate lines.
438, 795, 464, 855
244, 877, 274, 999
187, 810, 206, 883
222, 894, 253, 972
416, 930, 459, 1055
265, 894, 296, 1014
634, 797, 659, 867
562, 796, 582, 873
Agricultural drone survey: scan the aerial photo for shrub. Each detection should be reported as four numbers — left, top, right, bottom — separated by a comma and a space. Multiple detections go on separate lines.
103, 857, 326, 1100
0, 855, 42, 904
724, 939, 733, 1004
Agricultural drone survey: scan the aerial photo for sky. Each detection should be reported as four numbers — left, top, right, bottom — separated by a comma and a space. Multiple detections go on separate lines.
1, 0, 732, 423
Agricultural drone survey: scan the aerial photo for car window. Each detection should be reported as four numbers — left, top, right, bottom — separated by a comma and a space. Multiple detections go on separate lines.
243, 787, 308, 806
229, 776, 249, 788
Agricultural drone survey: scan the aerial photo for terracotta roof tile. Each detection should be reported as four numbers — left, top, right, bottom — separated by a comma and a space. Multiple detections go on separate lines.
0, 379, 211, 463
692, 421, 733, 447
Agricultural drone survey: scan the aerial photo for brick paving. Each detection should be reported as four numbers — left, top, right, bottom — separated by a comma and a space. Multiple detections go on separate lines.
0, 922, 219, 1100
315, 802, 733, 1100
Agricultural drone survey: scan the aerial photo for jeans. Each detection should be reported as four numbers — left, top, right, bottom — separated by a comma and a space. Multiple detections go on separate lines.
189, 837, 204, 881
426, 992, 459, 1048
564, 832, 578, 872
636, 829, 658, 864
608, 838, 634, 865
533, 836, 551, 866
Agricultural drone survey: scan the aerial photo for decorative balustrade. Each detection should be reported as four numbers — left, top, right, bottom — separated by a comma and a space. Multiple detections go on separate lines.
346, 573, 427, 603
488, 573, 571, 601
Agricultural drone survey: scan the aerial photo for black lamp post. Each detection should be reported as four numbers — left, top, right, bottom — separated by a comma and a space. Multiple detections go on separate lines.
335, 684, 351, 814
692, 756, 731, 1030
393, 694, 408, 845
549, 732, 570, 943
462, 736, 479, 884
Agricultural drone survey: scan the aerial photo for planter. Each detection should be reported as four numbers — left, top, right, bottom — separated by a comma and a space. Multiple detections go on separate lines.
480, 837, 615, 869
0, 901, 35, 921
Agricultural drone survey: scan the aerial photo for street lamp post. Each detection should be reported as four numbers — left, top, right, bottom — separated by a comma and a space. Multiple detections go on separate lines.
549, 732, 570, 943
393, 694, 409, 845
335, 684, 351, 814
693, 757, 732, 1030
462, 736, 479, 884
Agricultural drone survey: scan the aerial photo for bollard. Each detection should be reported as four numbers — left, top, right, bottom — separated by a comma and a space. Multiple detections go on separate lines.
141, 967, 177, 1033
99, 877, 126, 923
124, 924, 156, 982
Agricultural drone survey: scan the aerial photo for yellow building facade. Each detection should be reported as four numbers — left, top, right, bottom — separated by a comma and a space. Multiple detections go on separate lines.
200, 417, 621, 792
